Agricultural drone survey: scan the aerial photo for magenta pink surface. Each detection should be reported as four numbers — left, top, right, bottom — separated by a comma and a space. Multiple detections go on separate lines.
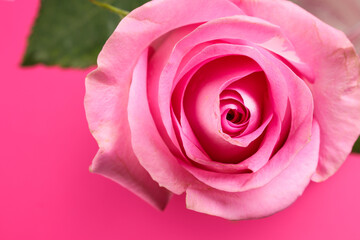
1, 0, 360, 239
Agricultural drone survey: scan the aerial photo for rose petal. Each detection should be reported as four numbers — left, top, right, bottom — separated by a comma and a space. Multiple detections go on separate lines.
233, 0, 360, 181
179, 44, 287, 172
90, 149, 170, 210
85, 69, 170, 210
128, 49, 195, 194
186, 121, 320, 220
146, 24, 202, 156
182, 56, 271, 164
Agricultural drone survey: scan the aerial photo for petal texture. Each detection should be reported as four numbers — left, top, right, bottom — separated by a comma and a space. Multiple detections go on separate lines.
186, 121, 320, 220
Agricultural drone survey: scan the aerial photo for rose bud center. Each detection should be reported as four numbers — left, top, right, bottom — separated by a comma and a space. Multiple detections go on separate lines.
220, 89, 251, 137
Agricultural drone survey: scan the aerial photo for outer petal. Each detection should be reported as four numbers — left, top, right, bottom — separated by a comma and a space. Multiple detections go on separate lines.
186, 121, 320, 220
233, 0, 360, 181
86, 68, 170, 209
85, 0, 243, 203
128, 49, 195, 194
90, 149, 170, 210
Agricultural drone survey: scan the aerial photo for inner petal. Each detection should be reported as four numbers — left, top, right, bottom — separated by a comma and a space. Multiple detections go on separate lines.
171, 43, 279, 171
220, 96, 251, 137
182, 56, 268, 164
226, 108, 246, 123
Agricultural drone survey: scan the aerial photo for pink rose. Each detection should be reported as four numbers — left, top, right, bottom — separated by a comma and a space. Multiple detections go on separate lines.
85, 0, 360, 219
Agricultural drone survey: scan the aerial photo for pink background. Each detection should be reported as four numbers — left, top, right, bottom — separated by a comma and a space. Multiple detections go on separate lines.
1, 1, 360, 239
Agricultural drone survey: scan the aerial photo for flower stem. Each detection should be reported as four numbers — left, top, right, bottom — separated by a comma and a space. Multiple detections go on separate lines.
89, 0, 129, 18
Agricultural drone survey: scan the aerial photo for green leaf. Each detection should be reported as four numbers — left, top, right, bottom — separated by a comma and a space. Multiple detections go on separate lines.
352, 136, 360, 153
22, 0, 149, 68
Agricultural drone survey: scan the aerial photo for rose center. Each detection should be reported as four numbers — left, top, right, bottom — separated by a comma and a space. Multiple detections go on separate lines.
220, 90, 251, 137
226, 109, 243, 123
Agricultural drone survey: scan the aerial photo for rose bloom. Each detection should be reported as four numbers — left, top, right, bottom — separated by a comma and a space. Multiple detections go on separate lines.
85, 0, 360, 219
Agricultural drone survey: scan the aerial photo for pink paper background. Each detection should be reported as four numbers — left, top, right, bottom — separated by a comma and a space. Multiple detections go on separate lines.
1, 1, 360, 239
